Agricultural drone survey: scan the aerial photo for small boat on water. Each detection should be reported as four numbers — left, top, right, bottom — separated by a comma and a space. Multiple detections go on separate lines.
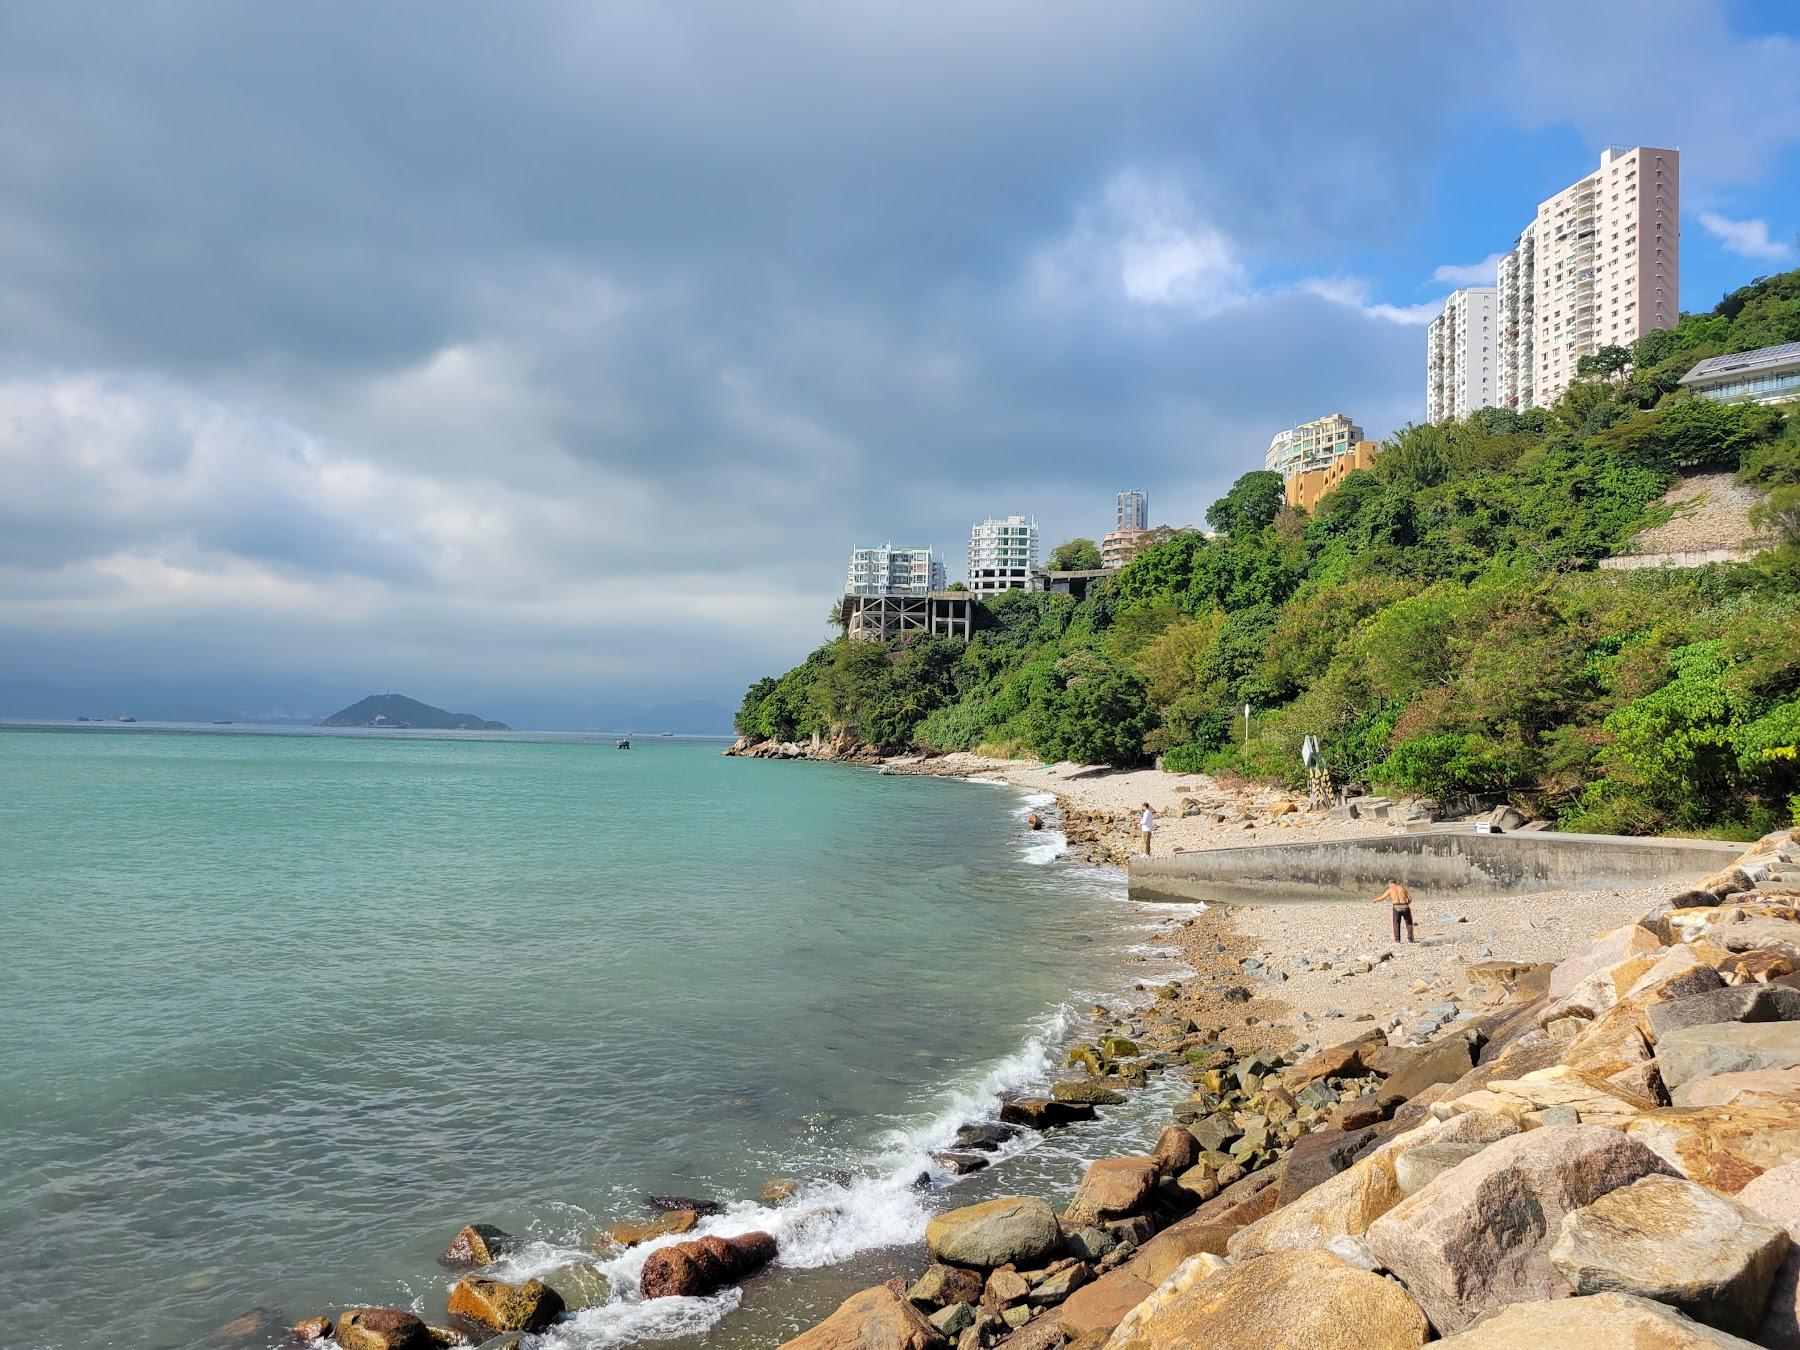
616, 739, 631, 749
116, 715, 136, 723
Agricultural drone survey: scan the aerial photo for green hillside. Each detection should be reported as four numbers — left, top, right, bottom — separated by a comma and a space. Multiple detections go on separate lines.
738, 268, 1800, 838
320, 693, 510, 731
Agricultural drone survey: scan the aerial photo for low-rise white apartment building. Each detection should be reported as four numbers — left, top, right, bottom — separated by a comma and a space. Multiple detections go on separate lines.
844, 544, 946, 597
967, 515, 1040, 596
1426, 286, 1497, 422
1264, 413, 1365, 478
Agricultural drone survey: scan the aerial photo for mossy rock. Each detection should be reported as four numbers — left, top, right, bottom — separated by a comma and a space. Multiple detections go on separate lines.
1099, 1036, 1141, 1059
1051, 1079, 1126, 1105
1066, 1044, 1106, 1077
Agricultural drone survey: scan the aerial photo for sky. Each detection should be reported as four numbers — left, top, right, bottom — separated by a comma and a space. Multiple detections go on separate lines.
2, 1, 1799, 717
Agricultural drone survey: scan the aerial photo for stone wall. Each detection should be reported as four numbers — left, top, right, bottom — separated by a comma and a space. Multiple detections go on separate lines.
1129, 831, 1744, 904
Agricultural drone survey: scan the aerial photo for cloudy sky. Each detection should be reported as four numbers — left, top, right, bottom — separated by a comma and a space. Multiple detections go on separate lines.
3, 2, 1798, 716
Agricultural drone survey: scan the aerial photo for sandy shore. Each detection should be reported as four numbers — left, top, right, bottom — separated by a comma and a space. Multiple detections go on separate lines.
887, 750, 1690, 1056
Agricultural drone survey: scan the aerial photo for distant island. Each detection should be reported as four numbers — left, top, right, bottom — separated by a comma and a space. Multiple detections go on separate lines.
319, 694, 510, 731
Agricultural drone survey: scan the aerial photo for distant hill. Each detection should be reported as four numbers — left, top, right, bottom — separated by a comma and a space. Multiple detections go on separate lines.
319, 694, 510, 731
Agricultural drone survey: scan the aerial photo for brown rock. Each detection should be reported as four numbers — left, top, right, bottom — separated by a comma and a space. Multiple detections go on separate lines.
1062, 1156, 1159, 1228
291, 1317, 332, 1343
438, 1223, 514, 1268
445, 1275, 564, 1334
639, 1232, 777, 1299
598, 1209, 698, 1249
1549, 1173, 1789, 1335
1626, 1101, 1800, 1194
335, 1309, 434, 1350
1275, 1125, 1380, 1205
1000, 1098, 1097, 1130
1431, 1292, 1765, 1346
760, 1178, 800, 1204
982, 1268, 1030, 1307
1365, 1122, 1674, 1333
1102, 1249, 1428, 1349
908, 1263, 983, 1309
1281, 1027, 1386, 1089
926, 1197, 1062, 1269
1678, 1067, 1800, 1108
1447, 1062, 1654, 1127
1739, 1160, 1800, 1349
1055, 1269, 1153, 1343
1148, 1126, 1199, 1177
779, 1282, 948, 1350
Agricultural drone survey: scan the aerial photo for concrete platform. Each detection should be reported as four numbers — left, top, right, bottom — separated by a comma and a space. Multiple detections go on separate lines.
1129, 829, 1743, 905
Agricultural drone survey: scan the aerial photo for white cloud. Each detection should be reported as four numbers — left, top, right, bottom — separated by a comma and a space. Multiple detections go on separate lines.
1432, 253, 1505, 287
1699, 211, 1793, 261
1030, 171, 1250, 314
1297, 276, 1442, 326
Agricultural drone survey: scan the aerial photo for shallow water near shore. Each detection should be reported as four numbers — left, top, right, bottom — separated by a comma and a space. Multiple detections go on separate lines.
0, 728, 1183, 1348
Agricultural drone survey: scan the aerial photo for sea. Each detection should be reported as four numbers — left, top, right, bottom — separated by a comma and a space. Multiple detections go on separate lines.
0, 725, 1201, 1349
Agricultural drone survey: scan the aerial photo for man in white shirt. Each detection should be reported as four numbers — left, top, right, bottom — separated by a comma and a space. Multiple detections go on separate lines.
1139, 802, 1155, 856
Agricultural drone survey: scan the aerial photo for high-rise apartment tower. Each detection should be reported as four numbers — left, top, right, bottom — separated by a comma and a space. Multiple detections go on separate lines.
1426, 287, 1497, 423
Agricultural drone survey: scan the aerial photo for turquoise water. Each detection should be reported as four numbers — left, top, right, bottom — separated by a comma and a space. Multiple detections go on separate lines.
0, 727, 1164, 1349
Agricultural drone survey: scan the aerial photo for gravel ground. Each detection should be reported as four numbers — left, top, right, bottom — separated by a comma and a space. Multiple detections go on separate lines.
1622, 471, 1767, 555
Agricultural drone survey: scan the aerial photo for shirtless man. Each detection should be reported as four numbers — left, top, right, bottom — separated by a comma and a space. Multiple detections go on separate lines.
1375, 880, 1416, 944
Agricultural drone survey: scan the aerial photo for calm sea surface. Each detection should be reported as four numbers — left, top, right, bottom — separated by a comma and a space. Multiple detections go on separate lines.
1, 727, 1186, 1349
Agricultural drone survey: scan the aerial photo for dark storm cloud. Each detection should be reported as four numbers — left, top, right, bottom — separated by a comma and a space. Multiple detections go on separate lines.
0, 1, 1795, 703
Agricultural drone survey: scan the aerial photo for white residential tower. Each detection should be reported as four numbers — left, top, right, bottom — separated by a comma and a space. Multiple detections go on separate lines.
1425, 286, 1497, 422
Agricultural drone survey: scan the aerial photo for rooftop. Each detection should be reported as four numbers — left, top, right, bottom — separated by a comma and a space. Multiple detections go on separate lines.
1681, 341, 1800, 385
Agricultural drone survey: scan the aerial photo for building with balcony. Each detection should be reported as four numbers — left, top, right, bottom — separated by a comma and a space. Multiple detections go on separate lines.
1285, 440, 1379, 513
1116, 490, 1148, 532
1496, 226, 1537, 411
1522, 146, 1679, 407
1679, 342, 1800, 406
1264, 412, 1365, 479
844, 544, 947, 597
1102, 523, 1181, 570
967, 515, 1041, 597
1426, 287, 1498, 422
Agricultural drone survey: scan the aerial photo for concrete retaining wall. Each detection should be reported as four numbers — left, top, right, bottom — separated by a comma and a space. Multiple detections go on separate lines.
1129, 830, 1743, 905
1598, 547, 1755, 571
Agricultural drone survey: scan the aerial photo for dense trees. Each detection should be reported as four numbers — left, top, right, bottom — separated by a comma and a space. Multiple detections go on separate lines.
1048, 537, 1103, 570
736, 268, 1800, 836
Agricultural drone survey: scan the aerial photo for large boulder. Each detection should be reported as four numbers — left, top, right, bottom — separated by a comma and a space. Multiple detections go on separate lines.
1445, 1063, 1654, 1127
1678, 1067, 1800, 1108
1055, 1269, 1155, 1344
1371, 1034, 1479, 1109
540, 1263, 611, 1312
1548, 1174, 1789, 1335
1148, 1126, 1199, 1176
334, 1310, 434, 1350
1275, 1124, 1381, 1205
924, 1197, 1061, 1269
1063, 1157, 1159, 1228
780, 1282, 946, 1350
1100, 1249, 1428, 1349
639, 1232, 777, 1299
446, 1276, 564, 1333
1658, 1021, 1800, 1090
1365, 1123, 1673, 1333
1647, 985, 1800, 1042
1281, 1027, 1386, 1089
599, 1209, 698, 1249
1547, 923, 1665, 1008
1228, 1112, 1514, 1260
1431, 1292, 1764, 1347
907, 1263, 983, 1309
438, 1223, 515, 1268
1626, 1101, 1800, 1194
1739, 1161, 1800, 1349
1000, 1098, 1096, 1130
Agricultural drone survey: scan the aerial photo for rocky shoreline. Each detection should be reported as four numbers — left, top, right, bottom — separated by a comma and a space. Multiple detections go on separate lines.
770, 826, 1800, 1348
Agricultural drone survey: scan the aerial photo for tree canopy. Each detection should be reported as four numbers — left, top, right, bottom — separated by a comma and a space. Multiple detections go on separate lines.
1048, 537, 1103, 570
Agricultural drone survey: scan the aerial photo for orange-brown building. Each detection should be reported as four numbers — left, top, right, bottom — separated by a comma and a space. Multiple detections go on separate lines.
1284, 440, 1379, 513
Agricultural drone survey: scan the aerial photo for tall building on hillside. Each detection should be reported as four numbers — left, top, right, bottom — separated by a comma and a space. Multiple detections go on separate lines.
1264, 413, 1364, 479
844, 544, 946, 597
1496, 226, 1537, 411
967, 515, 1040, 597
1285, 441, 1379, 513
1425, 287, 1497, 422
1116, 490, 1148, 532
1490, 146, 1679, 409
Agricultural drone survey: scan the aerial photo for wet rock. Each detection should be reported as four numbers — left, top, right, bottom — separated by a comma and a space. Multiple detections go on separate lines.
1104, 1248, 1427, 1348
780, 1282, 946, 1350
1365, 1123, 1675, 1333
291, 1317, 332, 1344
639, 1232, 777, 1299
908, 1263, 983, 1309
1549, 1173, 1788, 1335
598, 1209, 698, 1249
645, 1193, 723, 1216
1062, 1157, 1159, 1228
1000, 1098, 1096, 1130
540, 1263, 611, 1313
760, 1178, 800, 1204
933, 1151, 991, 1176
213, 1308, 286, 1345
925, 1197, 1062, 1269
335, 1309, 434, 1350
446, 1276, 564, 1334
1431, 1292, 1764, 1346
1050, 1079, 1126, 1106
439, 1224, 515, 1269
954, 1122, 1019, 1152
1626, 1101, 1800, 1194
